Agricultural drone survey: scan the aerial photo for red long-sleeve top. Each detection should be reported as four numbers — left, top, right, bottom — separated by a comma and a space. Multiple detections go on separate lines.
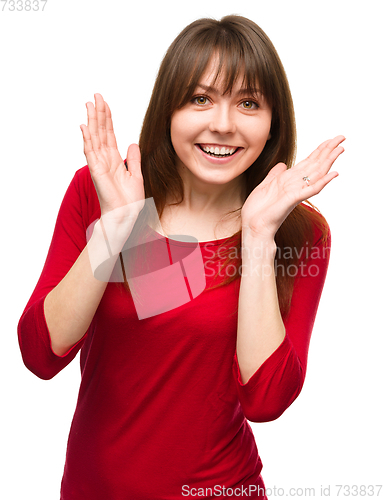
17, 166, 331, 499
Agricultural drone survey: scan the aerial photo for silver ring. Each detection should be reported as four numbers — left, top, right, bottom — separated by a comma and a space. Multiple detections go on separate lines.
303, 176, 310, 186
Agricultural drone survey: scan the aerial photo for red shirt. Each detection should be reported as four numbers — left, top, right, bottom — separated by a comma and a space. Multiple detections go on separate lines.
17, 166, 331, 499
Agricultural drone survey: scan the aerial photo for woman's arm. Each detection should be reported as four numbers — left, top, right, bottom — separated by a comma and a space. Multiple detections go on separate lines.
45, 94, 144, 356
233, 136, 343, 420
44, 219, 129, 356
18, 94, 145, 376
236, 230, 284, 384
237, 135, 343, 381
233, 224, 331, 421
56, 93, 147, 358
17, 168, 99, 378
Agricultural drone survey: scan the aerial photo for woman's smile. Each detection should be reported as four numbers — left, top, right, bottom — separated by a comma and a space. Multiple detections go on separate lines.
195, 143, 244, 164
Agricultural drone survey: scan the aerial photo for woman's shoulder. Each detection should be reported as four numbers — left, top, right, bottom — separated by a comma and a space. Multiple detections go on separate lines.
72, 164, 94, 191
299, 201, 331, 248
62, 165, 100, 225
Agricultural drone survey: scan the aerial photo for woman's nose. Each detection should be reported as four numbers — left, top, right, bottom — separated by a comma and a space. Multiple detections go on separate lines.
208, 105, 236, 135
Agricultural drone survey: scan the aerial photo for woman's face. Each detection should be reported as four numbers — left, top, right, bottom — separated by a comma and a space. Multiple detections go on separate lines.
170, 57, 273, 190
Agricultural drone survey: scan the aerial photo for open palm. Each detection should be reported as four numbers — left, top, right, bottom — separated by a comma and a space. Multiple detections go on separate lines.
241, 135, 345, 239
80, 93, 145, 223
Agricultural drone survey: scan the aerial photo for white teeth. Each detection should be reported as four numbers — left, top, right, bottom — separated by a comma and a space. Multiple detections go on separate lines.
201, 145, 237, 157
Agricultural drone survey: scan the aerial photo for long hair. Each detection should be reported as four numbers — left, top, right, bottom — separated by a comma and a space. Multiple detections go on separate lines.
121, 15, 329, 319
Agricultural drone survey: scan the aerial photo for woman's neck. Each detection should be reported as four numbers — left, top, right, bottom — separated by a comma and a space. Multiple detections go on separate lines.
167, 168, 246, 217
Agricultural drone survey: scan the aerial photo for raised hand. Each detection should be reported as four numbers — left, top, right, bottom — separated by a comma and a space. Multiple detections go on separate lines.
80, 93, 145, 225
241, 135, 345, 239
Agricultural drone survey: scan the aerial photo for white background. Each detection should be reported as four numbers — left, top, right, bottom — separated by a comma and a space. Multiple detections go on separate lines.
1, 0, 383, 498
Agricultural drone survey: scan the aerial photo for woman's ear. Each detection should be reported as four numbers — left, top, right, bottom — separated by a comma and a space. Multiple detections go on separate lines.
267, 131, 272, 140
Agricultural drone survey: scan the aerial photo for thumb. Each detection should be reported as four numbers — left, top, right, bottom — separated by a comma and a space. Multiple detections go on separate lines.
263, 162, 287, 183
126, 143, 142, 178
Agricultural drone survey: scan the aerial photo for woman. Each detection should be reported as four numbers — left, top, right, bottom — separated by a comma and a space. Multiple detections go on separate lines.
18, 15, 344, 500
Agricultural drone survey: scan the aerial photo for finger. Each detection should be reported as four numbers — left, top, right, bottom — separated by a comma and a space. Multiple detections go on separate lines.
317, 135, 346, 164
305, 139, 332, 162
95, 93, 107, 147
306, 135, 345, 163
300, 146, 343, 188
300, 138, 344, 183
104, 102, 118, 149
304, 170, 339, 196
80, 124, 98, 168
292, 139, 332, 170
86, 101, 101, 153
315, 145, 344, 179
126, 144, 142, 178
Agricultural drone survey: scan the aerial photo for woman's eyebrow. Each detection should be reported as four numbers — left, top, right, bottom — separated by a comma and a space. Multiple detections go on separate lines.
195, 84, 219, 93
195, 83, 262, 97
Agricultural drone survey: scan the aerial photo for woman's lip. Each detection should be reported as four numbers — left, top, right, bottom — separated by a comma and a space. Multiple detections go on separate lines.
195, 144, 243, 164
198, 143, 240, 150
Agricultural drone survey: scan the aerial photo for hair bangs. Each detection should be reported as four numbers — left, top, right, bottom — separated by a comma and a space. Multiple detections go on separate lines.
172, 24, 274, 111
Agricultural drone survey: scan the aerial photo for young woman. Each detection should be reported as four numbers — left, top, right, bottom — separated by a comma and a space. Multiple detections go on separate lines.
18, 15, 344, 500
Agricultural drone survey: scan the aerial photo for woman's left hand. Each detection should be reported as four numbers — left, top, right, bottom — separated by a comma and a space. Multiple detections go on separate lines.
241, 135, 345, 239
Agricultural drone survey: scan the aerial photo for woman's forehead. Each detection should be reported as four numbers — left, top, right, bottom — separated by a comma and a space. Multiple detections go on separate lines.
195, 56, 260, 95
197, 54, 257, 94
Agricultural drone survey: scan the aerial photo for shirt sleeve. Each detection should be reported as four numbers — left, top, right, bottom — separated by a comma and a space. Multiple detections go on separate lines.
232, 218, 331, 422
17, 168, 98, 380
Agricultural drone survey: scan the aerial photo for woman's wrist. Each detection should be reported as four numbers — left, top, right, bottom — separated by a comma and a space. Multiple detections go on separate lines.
241, 225, 277, 254
94, 215, 137, 255
240, 228, 277, 280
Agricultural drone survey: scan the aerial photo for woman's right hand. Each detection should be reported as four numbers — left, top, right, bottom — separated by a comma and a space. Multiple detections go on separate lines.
80, 93, 145, 226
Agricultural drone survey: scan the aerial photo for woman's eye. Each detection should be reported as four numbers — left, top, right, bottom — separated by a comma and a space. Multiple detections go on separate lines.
241, 100, 258, 110
193, 96, 208, 105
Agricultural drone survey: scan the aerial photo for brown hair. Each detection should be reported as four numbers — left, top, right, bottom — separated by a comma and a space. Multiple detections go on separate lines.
121, 15, 329, 319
